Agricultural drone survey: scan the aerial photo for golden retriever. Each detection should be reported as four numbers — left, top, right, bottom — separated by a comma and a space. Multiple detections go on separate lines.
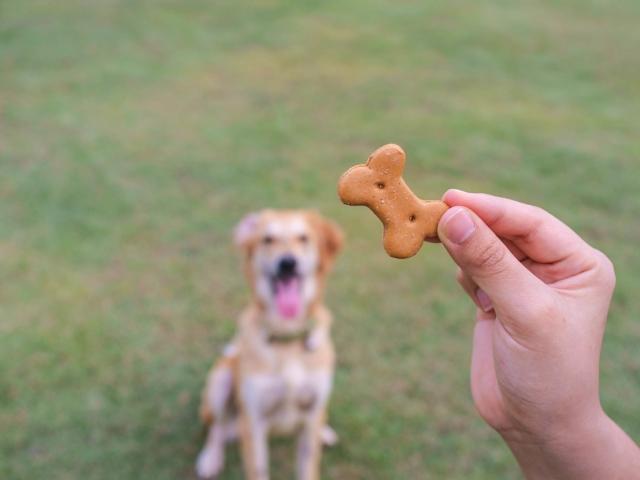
196, 210, 343, 480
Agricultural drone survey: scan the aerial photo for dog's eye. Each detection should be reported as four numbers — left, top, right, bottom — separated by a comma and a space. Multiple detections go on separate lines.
262, 235, 274, 245
298, 234, 309, 244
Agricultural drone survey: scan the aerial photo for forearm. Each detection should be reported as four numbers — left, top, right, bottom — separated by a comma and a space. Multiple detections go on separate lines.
506, 411, 640, 480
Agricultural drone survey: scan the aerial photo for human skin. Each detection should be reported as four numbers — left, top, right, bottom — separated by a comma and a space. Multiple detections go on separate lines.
437, 189, 640, 479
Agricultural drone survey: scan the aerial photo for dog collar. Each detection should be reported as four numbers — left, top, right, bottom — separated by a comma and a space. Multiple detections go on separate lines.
267, 329, 310, 344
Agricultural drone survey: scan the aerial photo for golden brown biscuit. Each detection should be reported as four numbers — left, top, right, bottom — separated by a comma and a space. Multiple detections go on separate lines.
337, 144, 448, 259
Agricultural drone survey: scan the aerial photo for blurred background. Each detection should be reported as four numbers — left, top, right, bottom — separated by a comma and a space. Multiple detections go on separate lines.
1, 0, 639, 478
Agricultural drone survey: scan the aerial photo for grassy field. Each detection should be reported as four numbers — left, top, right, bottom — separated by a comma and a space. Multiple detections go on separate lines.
1, 0, 639, 478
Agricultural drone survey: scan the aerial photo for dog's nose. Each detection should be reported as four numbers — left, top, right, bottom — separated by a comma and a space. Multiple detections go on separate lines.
277, 255, 297, 276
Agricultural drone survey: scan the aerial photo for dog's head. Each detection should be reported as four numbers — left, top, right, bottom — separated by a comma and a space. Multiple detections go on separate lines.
234, 210, 343, 331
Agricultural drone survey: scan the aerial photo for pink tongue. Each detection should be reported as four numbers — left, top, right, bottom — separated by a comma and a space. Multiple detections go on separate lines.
275, 278, 301, 319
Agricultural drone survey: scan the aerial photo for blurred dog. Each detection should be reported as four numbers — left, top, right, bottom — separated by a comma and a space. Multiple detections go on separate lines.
196, 210, 343, 480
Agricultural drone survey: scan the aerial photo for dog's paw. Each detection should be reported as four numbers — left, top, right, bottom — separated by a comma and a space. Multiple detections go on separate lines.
195, 447, 224, 479
321, 425, 339, 447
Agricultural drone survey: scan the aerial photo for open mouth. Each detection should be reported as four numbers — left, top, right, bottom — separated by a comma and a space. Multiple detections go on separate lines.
270, 272, 302, 319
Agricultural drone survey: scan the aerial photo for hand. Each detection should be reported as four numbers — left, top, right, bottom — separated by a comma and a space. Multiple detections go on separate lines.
437, 190, 639, 479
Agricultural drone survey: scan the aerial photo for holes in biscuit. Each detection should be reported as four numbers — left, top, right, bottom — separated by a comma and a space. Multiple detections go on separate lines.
409, 214, 417, 222
376, 182, 385, 189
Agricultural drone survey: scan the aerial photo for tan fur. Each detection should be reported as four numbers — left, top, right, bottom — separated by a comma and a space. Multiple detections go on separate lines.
200, 355, 238, 426
196, 210, 343, 480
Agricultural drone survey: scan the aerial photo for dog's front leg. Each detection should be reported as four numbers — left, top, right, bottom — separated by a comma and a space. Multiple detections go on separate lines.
240, 377, 271, 480
297, 370, 333, 480
240, 416, 269, 480
296, 411, 325, 480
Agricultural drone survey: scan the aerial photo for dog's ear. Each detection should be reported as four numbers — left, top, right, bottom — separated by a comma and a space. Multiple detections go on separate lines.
234, 211, 261, 250
308, 212, 344, 272
322, 218, 344, 262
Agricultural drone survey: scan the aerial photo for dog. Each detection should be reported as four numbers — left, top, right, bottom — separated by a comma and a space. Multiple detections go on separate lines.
196, 209, 343, 480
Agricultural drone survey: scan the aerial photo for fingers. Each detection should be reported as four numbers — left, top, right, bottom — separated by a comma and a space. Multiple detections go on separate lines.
457, 268, 494, 313
438, 206, 547, 326
470, 309, 508, 429
442, 190, 593, 267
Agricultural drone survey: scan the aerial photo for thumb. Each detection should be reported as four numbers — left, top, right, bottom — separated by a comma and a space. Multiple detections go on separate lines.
438, 206, 547, 326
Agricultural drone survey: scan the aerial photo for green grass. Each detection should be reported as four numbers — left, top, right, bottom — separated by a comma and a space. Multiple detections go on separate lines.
1, 0, 639, 478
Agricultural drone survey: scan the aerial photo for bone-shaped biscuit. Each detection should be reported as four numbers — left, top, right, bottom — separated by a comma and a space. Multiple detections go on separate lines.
337, 144, 449, 259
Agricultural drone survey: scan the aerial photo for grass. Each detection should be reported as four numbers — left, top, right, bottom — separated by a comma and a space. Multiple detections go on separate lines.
1, 0, 639, 478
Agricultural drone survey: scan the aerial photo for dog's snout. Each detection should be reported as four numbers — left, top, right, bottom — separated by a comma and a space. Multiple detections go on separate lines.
277, 255, 297, 276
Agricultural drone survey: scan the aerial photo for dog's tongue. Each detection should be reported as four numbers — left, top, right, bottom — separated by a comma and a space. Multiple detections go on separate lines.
275, 278, 301, 319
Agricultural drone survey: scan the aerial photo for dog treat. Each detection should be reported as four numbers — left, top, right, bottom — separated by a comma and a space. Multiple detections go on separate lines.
337, 144, 448, 259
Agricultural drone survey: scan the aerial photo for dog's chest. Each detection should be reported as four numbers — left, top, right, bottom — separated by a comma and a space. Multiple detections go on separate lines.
241, 358, 332, 435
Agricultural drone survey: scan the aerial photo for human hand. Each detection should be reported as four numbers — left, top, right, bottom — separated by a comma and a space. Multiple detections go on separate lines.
437, 190, 639, 479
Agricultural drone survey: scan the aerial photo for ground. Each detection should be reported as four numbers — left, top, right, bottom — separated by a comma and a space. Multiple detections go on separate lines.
1, 0, 639, 478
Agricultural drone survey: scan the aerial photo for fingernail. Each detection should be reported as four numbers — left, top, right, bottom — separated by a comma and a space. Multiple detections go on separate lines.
475, 288, 493, 312
442, 207, 476, 244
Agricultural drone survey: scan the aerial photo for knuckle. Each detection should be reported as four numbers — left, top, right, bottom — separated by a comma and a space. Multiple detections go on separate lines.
522, 204, 542, 218
592, 248, 616, 290
472, 241, 508, 274
529, 205, 547, 218
455, 268, 465, 285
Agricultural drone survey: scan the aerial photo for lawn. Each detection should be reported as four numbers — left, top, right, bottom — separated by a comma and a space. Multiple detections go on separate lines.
1, 0, 639, 478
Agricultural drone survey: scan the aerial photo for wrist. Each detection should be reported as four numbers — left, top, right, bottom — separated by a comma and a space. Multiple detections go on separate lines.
503, 408, 639, 479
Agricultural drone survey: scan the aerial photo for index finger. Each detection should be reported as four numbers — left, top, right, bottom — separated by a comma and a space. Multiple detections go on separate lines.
442, 189, 592, 266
